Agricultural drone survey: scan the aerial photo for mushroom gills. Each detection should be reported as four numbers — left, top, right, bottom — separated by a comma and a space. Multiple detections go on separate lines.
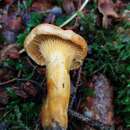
39, 35, 82, 70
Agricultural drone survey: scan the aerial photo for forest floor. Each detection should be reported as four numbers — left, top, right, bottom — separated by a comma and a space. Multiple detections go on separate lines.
0, 0, 130, 130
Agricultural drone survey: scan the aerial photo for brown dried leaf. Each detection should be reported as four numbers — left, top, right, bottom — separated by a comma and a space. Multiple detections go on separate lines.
4, 0, 13, 4
0, 44, 19, 62
98, 0, 119, 28
30, 0, 52, 11
22, 82, 37, 97
63, 0, 75, 14
7, 49, 20, 59
12, 86, 28, 99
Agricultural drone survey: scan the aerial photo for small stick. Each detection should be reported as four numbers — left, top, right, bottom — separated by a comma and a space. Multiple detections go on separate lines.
69, 66, 82, 108
0, 78, 16, 86
68, 109, 112, 130
0, 78, 42, 89
19, 48, 25, 54
60, 0, 89, 27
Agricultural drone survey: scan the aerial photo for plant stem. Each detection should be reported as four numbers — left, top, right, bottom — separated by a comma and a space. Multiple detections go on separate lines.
60, 0, 89, 27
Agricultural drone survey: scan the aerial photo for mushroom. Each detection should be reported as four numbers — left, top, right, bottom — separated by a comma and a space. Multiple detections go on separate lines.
98, 0, 119, 28
24, 24, 87, 129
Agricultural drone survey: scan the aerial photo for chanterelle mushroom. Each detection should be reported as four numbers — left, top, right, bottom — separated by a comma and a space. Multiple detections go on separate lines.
24, 24, 87, 129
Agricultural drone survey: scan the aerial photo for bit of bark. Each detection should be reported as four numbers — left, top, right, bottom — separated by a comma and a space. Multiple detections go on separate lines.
98, 0, 119, 28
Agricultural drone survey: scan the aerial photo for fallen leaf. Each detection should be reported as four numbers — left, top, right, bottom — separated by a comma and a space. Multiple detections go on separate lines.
63, 0, 75, 14
98, 0, 119, 28
93, 74, 113, 125
30, 0, 52, 11
83, 74, 113, 125
12, 86, 28, 99
0, 44, 19, 62
22, 82, 37, 97
7, 48, 20, 59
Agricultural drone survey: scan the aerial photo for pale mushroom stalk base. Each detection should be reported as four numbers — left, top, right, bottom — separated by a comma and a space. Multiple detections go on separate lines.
40, 38, 77, 129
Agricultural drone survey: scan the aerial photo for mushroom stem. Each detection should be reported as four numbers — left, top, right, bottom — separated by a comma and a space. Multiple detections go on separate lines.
41, 54, 70, 129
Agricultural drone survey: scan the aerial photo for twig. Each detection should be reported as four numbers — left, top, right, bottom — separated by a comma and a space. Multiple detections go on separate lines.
0, 110, 12, 121
68, 109, 113, 130
0, 78, 16, 86
19, 48, 25, 54
0, 78, 42, 89
59, 0, 89, 27
69, 66, 82, 108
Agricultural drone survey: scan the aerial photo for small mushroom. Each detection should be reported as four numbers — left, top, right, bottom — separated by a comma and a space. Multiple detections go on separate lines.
98, 0, 119, 28
24, 24, 87, 129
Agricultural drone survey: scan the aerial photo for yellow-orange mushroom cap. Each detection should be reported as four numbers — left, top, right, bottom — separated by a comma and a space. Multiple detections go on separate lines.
24, 23, 87, 69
